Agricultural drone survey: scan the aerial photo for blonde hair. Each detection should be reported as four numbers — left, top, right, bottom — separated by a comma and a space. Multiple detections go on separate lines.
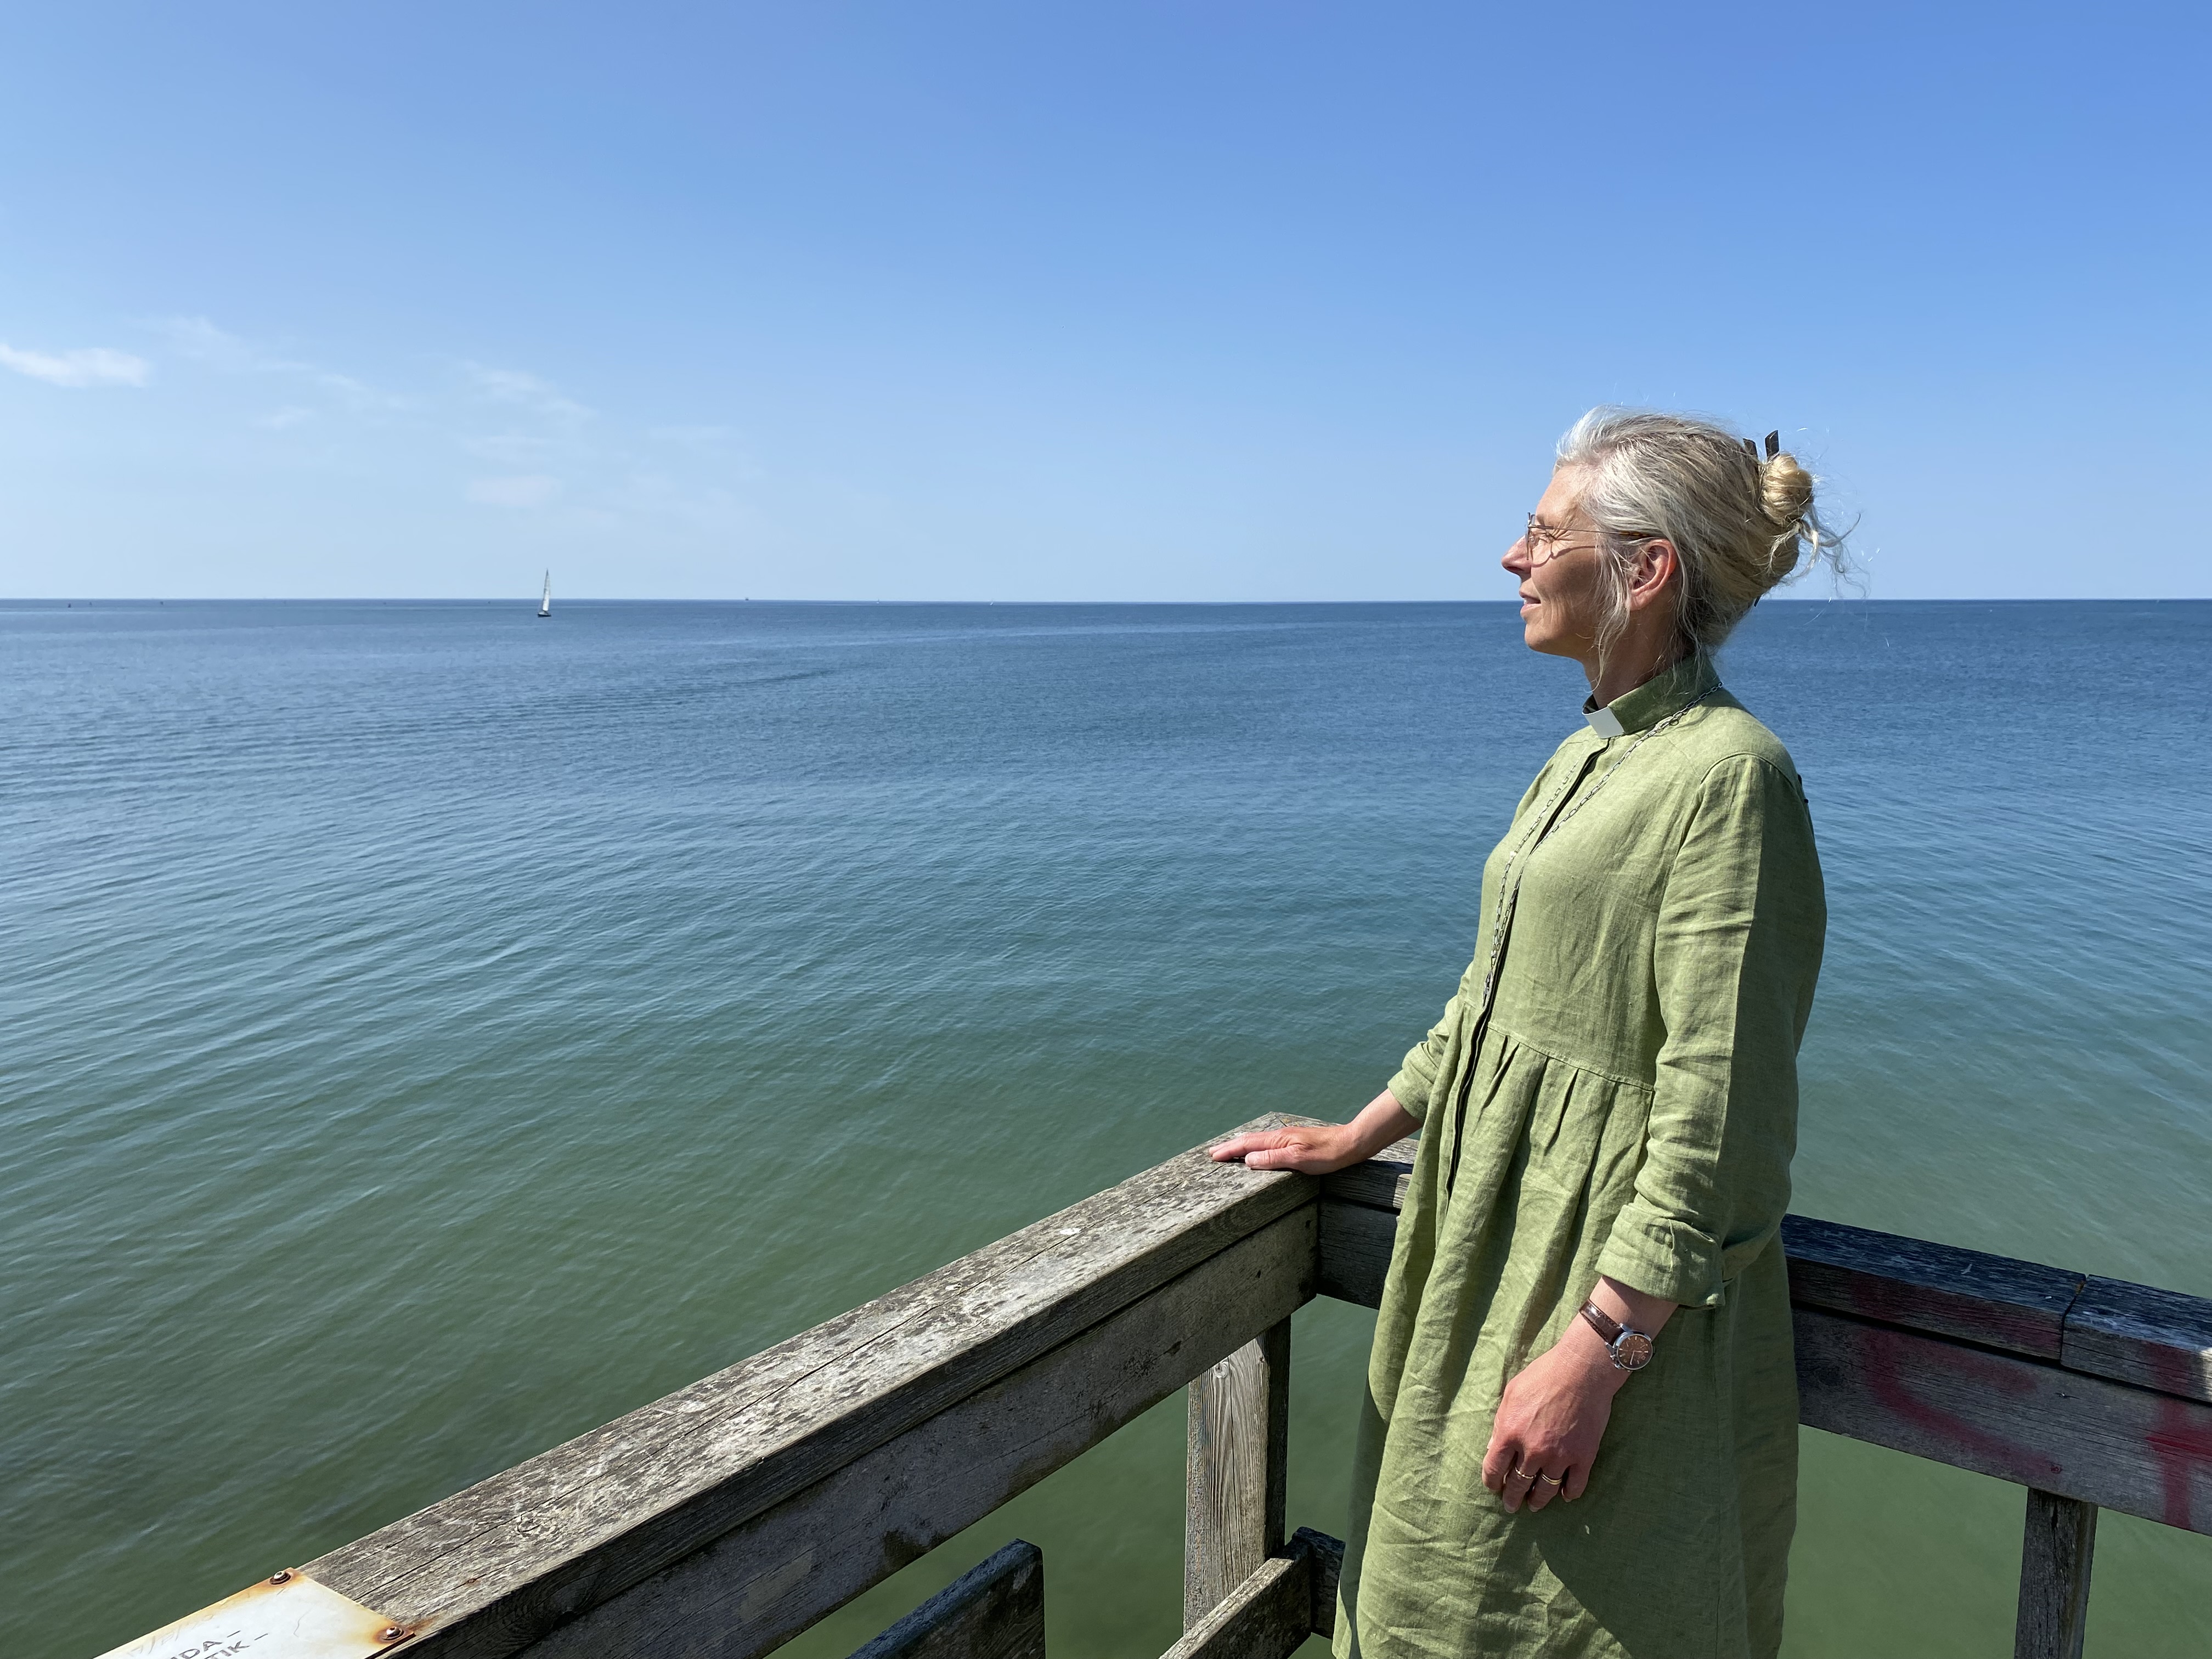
1555, 407, 1846, 662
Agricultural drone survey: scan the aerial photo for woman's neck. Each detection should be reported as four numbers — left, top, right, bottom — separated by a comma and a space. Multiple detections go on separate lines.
1584, 639, 1685, 709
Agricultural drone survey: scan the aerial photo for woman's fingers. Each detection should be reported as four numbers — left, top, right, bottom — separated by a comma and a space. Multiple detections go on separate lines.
1480, 1432, 1518, 1497
1521, 1464, 1571, 1511
1498, 1458, 1541, 1513
1210, 1129, 1341, 1171
1484, 1420, 1588, 1513
1242, 1139, 1318, 1170
1207, 1131, 1287, 1162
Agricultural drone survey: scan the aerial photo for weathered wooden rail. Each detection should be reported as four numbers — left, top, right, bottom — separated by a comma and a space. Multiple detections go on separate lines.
106, 1116, 2212, 1659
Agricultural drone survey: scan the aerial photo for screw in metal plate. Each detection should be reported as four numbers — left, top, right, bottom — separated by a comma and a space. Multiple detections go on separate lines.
268, 1570, 294, 1585
377, 1628, 409, 1645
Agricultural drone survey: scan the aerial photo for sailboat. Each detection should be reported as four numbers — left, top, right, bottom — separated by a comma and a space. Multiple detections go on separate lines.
537, 572, 552, 618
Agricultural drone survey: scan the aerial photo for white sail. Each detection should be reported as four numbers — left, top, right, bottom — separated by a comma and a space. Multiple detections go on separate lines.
538, 572, 552, 617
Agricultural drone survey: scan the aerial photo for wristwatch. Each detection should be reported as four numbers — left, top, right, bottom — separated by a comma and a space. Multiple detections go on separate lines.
1579, 1300, 1655, 1371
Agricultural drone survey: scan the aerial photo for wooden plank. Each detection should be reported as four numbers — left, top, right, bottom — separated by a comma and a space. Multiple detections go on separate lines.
2013, 1491, 2096, 1659
1319, 1181, 2169, 1390
1159, 1530, 1342, 1659
1288, 1528, 1343, 1640
1795, 1307, 2212, 1534
846, 1539, 1044, 1659
2061, 1277, 2212, 1406
306, 1122, 1320, 1656
1317, 1136, 1417, 1215
1158, 1554, 1307, 1659
1781, 1215, 2082, 1360
1316, 1199, 1396, 1310
515, 1208, 1318, 1659
1183, 1321, 1290, 1627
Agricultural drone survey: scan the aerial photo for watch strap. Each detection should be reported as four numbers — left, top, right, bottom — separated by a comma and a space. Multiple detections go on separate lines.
1578, 1299, 1624, 1345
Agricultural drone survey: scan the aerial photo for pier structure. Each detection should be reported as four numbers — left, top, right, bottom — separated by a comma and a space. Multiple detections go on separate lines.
110, 1117, 2212, 1659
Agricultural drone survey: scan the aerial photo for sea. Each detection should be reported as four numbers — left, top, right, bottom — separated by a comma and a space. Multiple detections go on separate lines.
4, 599, 2207, 1657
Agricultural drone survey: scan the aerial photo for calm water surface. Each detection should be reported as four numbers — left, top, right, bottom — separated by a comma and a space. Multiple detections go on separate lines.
4, 600, 2207, 1656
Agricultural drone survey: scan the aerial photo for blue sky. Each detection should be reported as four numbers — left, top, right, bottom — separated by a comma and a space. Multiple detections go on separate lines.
2, 2, 2204, 600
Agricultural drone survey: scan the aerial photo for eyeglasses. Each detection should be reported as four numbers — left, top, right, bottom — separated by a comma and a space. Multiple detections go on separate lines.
1520, 515, 1662, 568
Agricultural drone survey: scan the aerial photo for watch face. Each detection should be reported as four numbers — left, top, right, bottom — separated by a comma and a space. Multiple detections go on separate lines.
1615, 1331, 1655, 1370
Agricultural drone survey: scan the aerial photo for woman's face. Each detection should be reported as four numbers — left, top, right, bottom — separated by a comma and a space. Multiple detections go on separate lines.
1502, 467, 1606, 663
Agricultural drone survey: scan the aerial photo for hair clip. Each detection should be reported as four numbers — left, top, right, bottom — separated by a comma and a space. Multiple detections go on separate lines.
1740, 437, 1759, 463
1764, 431, 1781, 460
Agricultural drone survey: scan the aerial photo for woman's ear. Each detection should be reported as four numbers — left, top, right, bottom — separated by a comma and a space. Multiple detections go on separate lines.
1627, 539, 1679, 611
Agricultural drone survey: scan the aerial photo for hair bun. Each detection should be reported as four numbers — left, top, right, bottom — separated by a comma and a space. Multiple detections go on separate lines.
1759, 450, 1815, 529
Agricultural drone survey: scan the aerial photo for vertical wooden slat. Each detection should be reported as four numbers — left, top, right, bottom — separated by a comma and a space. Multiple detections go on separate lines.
2014, 1488, 2097, 1659
1289, 1527, 1345, 1639
1183, 1318, 1291, 1628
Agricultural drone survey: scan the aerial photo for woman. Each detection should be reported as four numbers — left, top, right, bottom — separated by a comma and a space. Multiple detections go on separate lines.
1214, 408, 1835, 1658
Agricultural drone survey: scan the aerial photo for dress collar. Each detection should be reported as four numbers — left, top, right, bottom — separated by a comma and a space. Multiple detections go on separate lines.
1582, 653, 1721, 738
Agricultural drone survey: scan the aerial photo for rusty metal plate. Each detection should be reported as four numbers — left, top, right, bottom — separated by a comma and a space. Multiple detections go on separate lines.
95, 1571, 409, 1659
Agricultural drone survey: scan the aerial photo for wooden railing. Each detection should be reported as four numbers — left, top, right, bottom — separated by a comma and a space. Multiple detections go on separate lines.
105, 1116, 2212, 1659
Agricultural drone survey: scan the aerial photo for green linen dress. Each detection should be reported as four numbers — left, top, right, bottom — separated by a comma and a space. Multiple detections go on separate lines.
1335, 654, 1825, 1659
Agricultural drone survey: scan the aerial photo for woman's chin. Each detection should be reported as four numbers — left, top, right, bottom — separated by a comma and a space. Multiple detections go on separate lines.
1521, 624, 1581, 662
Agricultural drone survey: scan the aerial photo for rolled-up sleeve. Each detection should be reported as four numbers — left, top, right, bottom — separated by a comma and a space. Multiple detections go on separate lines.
1596, 755, 1825, 1308
1385, 990, 1464, 1124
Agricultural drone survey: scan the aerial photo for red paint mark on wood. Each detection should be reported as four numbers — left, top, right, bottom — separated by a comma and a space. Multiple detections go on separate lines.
1856, 1323, 2060, 1481
2148, 1395, 2212, 1530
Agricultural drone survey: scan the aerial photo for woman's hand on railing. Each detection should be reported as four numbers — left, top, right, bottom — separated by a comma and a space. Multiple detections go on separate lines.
1210, 1091, 1420, 1175
1209, 1123, 1363, 1173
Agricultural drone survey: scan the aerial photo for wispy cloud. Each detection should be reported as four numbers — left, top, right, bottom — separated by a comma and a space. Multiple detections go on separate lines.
150, 316, 408, 413
463, 363, 591, 425
466, 474, 563, 508
0, 342, 152, 388
36, 313, 754, 542
154, 315, 305, 374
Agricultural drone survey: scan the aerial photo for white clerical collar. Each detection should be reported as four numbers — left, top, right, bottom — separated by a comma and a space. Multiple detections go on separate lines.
1584, 703, 1625, 738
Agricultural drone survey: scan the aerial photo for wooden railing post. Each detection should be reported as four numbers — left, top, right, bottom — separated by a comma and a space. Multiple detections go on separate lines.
1183, 1317, 1291, 1628
2014, 1488, 2097, 1659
